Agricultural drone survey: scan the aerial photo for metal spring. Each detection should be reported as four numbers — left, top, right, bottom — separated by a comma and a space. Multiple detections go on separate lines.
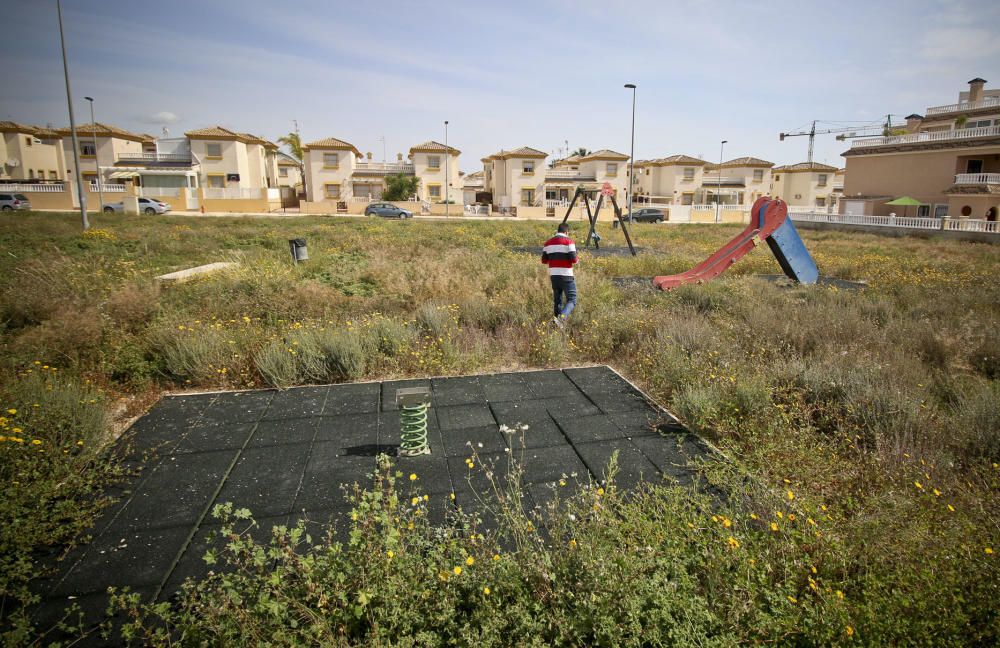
399, 402, 430, 456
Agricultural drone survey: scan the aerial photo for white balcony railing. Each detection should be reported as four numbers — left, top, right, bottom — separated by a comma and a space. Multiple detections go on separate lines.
116, 152, 193, 163
954, 173, 1000, 184
851, 125, 1000, 148
545, 169, 596, 180
925, 95, 1000, 116
353, 162, 413, 174
544, 199, 570, 208
788, 210, 1000, 234
90, 182, 126, 192
464, 204, 489, 215
203, 187, 262, 200
0, 183, 65, 192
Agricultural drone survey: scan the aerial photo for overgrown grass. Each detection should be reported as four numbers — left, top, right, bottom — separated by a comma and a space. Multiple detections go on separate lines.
1, 211, 998, 644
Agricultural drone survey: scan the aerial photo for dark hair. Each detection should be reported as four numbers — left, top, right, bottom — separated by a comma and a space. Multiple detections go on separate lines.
557, 223, 569, 233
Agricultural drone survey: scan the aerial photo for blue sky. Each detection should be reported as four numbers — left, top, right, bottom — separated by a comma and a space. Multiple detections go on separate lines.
2, 0, 998, 172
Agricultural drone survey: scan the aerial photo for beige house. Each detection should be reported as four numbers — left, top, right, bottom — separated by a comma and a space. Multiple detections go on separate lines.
540, 149, 630, 206
275, 151, 303, 190
633, 155, 709, 205
482, 146, 548, 208
409, 141, 461, 203
302, 136, 363, 202
842, 77, 1000, 220
462, 170, 485, 205
771, 162, 842, 211
701, 157, 773, 205
55, 122, 150, 188
185, 126, 280, 191
0, 121, 66, 182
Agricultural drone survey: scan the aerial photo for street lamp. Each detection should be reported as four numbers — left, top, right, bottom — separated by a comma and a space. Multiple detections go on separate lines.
444, 120, 449, 218
716, 140, 727, 223
624, 83, 636, 222
57, 0, 87, 230
84, 96, 104, 215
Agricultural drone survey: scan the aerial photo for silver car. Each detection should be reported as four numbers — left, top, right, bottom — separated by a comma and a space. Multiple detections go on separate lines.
0, 193, 31, 211
104, 197, 172, 215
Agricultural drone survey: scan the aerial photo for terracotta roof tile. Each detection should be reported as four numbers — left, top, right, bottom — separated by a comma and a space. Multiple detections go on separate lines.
409, 140, 460, 155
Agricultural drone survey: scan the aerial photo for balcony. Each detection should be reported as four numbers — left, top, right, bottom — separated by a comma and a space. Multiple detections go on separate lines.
954, 173, 1000, 184
353, 162, 414, 175
851, 125, 1000, 149
925, 95, 1000, 116
545, 169, 596, 181
116, 152, 192, 163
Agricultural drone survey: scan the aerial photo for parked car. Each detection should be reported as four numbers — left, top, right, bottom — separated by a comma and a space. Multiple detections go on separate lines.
0, 193, 31, 211
104, 197, 171, 215
626, 207, 666, 223
364, 202, 413, 219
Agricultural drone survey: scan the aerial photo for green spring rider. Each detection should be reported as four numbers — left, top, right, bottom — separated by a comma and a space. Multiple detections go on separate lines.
396, 387, 432, 456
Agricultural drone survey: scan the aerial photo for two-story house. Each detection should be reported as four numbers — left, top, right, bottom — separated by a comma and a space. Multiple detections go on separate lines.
302, 136, 364, 202
771, 162, 842, 211
633, 155, 709, 205
184, 126, 279, 193
409, 141, 461, 203
275, 151, 303, 190
482, 147, 548, 208
700, 157, 773, 205
55, 122, 151, 188
841, 77, 1000, 220
0, 121, 66, 182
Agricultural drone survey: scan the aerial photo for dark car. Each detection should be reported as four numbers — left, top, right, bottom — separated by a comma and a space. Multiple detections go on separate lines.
0, 193, 31, 211
364, 202, 413, 219
627, 208, 666, 223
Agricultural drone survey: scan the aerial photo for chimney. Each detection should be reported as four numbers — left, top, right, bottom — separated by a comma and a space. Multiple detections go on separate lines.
905, 114, 924, 133
397, 152, 403, 161
367, 151, 373, 160
968, 77, 987, 103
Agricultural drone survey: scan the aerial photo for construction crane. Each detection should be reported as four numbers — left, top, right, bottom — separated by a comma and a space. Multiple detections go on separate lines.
779, 117, 894, 163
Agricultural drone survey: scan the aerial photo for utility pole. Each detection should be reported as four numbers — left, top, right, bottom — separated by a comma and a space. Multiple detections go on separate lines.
84, 97, 104, 215
58, 0, 87, 230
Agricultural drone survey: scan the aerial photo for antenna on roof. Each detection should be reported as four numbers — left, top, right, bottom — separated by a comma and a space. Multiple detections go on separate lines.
162, 127, 169, 137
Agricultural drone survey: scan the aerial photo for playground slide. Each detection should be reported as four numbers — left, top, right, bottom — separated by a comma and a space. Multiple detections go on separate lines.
652, 197, 818, 290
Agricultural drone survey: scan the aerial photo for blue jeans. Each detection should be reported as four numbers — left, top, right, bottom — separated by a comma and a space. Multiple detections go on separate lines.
551, 275, 577, 318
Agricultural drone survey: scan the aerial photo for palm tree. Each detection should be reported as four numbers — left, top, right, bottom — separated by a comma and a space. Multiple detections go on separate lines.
571, 147, 590, 157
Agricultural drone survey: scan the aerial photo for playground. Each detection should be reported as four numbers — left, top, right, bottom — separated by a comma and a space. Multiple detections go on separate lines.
1, 211, 998, 645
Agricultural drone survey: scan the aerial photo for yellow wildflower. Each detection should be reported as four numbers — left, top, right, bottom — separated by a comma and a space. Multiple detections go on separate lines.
787, 596, 797, 604
411, 497, 419, 506
483, 586, 491, 595
770, 522, 779, 532
409, 473, 417, 481
6, 409, 15, 415
986, 547, 994, 555
787, 490, 795, 501
727, 537, 740, 549
846, 626, 854, 636
386, 550, 394, 559
31, 439, 41, 445
466, 556, 475, 566
596, 487, 605, 496
836, 590, 845, 599
453, 566, 462, 576
947, 504, 955, 512
492, 554, 500, 562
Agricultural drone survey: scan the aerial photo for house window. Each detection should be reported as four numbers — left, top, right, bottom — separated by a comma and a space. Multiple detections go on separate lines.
916, 204, 931, 218
49, 170, 58, 179
80, 141, 96, 157
206, 143, 222, 159
522, 161, 534, 174
934, 204, 949, 218
521, 188, 535, 205
427, 155, 441, 170
774, 174, 780, 182
753, 169, 764, 182
815, 197, 826, 207
683, 168, 695, 180
28, 169, 34, 179
323, 153, 339, 168
82, 172, 97, 184
645, 168, 650, 175
279, 167, 289, 177
817, 174, 828, 187
545, 189, 556, 200
25, 136, 32, 147
324, 183, 340, 199
681, 192, 694, 205
428, 184, 442, 199
966, 159, 983, 174
606, 163, 618, 176
207, 174, 225, 188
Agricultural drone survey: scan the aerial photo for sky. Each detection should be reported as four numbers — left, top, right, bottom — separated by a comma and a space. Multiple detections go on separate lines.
2, 0, 998, 173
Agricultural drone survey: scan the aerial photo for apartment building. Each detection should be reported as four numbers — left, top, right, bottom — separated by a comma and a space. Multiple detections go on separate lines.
185, 126, 280, 191
482, 147, 548, 207
771, 162, 842, 211
633, 155, 709, 205
701, 157, 773, 205
0, 121, 66, 182
841, 77, 1000, 220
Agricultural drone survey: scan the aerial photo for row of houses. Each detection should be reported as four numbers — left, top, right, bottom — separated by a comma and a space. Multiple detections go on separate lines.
3, 76, 995, 220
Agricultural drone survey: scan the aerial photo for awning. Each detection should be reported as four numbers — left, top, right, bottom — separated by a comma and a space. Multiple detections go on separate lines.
109, 168, 197, 176
109, 170, 139, 179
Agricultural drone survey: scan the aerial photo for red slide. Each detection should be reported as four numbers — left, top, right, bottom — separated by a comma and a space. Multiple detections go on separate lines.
652, 197, 788, 290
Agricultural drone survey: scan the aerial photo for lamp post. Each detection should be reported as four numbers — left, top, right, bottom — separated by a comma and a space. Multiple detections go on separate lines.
716, 140, 727, 223
84, 96, 104, 215
624, 83, 636, 222
57, 0, 87, 230
444, 120, 449, 218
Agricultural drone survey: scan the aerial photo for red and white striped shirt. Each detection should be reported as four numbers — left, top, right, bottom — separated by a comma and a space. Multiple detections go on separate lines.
541, 233, 578, 277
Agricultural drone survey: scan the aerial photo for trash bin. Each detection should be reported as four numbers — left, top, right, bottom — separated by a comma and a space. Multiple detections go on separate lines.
289, 238, 308, 263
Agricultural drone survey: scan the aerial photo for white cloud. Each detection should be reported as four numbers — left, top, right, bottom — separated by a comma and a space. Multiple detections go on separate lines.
141, 111, 180, 124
